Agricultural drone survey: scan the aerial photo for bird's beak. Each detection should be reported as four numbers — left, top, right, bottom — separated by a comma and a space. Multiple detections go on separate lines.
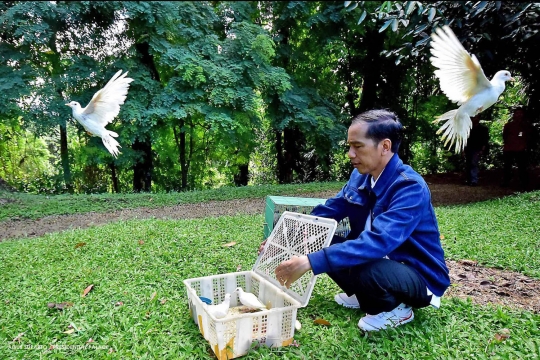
65, 103, 70, 106
510, 77, 515, 81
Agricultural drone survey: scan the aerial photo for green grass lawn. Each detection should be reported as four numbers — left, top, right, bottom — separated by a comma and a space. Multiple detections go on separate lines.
1, 191, 539, 359
0, 182, 344, 221
436, 191, 540, 278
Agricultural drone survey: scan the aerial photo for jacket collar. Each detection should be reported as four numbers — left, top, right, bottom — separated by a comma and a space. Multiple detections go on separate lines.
367, 153, 401, 197
372, 153, 401, 197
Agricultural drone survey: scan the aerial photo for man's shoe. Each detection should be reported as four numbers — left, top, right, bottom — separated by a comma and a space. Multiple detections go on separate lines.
358, 303, 414, 331
334, 293, 360, 309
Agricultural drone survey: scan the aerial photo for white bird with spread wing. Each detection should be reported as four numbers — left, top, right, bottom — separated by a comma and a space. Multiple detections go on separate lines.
66, 70, 134, 158
204, 293, 232, 319
430, 25, 513, 153
235, 287, 267, 311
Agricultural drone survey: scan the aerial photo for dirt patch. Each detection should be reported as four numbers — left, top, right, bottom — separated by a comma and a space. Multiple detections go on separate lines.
1, 167, 539, 313
446, 259, 540, 313
0, 198, 269, 240
2, 167, 537, 241
0, 198, 17, 206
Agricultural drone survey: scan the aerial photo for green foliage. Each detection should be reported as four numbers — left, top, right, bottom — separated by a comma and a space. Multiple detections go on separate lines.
0, 120, 59, 193
1, 1, 537, 193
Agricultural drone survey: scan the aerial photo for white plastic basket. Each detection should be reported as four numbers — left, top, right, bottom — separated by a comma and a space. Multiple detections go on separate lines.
183, 212, 337, 359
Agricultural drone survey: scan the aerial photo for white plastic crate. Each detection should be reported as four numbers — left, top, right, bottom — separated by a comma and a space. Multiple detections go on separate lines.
183, 212, 337, 359
263, 196, 351, 239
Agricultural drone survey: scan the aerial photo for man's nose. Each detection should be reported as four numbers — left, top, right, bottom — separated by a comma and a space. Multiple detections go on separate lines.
348, 147, 355, 158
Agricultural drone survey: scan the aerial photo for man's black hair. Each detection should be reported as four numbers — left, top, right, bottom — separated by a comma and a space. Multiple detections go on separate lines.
351, 109, 403, 153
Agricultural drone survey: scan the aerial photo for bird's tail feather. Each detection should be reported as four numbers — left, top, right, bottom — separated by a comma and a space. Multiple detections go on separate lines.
432, 109, 471, 153
101, 131, 122, 158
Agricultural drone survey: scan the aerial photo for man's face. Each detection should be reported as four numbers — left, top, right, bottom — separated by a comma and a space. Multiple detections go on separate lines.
347, 121, 384, 175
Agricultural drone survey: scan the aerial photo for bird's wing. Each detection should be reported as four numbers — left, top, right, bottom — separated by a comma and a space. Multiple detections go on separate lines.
82, 70, 134, 126
243, 293, 266, 309
430, 26, 492, 105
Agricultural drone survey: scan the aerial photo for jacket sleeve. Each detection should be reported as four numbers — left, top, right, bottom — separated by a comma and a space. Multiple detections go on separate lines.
310, 184, 349, 223
308, 179, 425, 275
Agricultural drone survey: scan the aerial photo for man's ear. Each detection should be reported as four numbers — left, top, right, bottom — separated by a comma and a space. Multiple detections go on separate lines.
381, 139, 392, 154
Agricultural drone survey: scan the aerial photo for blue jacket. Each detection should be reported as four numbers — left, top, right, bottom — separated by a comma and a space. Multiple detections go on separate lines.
307, 154, 450, 297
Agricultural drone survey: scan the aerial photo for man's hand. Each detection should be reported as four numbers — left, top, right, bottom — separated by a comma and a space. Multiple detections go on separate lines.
258, 239, 267, 255
275, 256, 312, 289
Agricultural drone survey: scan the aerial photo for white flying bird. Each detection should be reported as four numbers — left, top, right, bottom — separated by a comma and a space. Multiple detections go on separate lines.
204, 293, 231, 319
430, 25, 513, 153
66, 70, 134, 158
235, 287, 267, 311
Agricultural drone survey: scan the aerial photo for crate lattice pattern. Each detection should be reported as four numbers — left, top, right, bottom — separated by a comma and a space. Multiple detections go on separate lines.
265, 196, 351, 239
257, 216, 333, 299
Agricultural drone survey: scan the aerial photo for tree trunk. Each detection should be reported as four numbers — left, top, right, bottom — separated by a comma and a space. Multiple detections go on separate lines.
233, 163, 249, 186
59, 122, 73, 193
275, 128, 286, 183
173, 121, 189, 190
277, 126, 305, 183
132, 41, 159, 192
344, 44, 359, 117
358, 30, 385, 113
132, 139, 152, 192
109, 162, 119, 193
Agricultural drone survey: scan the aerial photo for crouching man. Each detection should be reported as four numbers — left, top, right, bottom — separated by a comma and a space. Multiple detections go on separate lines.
270, 109, 450, 331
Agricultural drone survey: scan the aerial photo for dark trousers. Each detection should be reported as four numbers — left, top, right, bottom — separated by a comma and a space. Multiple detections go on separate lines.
327, 257, 432, 315
502, 151, 529, 188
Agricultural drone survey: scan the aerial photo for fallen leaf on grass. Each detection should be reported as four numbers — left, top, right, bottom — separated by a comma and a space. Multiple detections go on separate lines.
150, 291, 157, 301
236, 264, 242, 271
12, 333, 24, 342
74, 242, 86, 249
295, 320, 302, 331
87, 338, 94, 343
47, 302, 74, 310
439, 234, 445, 240
114, 302, 124, 306
222, 241, 237, 247
138, 240, 144, 245
82, 284, 94, 297
160, 299, 167, 305
313, 318, 331, 326
494, 328, 511, 342
63, 329, 75, 334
